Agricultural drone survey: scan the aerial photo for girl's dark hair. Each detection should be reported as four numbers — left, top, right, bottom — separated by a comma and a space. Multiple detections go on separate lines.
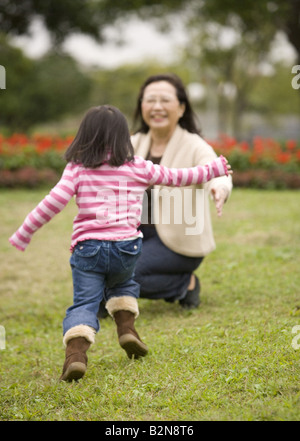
132, 73, 201, 135
64, 105, 134, 168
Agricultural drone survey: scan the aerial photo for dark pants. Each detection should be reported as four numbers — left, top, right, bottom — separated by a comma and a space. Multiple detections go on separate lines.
134, 226, 203, 302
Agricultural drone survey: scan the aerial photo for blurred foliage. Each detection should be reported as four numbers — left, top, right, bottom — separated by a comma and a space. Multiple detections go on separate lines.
1, 0, 298, 62
181, 17, 300, 138
0, 0, 186, 43
249, 64, 300, 115
0, 0, 104, 44
0, 35, 91, 132
0, 0, 299, 135
101, 0, 300, 63
197, 0, 300, 63
87, 62, 192, 131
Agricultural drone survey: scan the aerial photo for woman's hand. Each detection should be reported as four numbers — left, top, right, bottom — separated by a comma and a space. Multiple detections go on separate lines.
223, 157, 233, 175
211, 187, 229, 217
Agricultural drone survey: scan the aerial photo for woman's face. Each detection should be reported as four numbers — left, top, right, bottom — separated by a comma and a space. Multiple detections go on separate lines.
141, 81, 185, 135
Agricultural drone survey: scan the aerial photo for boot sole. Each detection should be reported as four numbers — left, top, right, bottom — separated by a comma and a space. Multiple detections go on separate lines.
119, 334, 148, 359
60, 362, 87, 382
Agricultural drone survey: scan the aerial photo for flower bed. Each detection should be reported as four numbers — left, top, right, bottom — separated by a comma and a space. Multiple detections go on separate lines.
0, 133, 71, 187
208, 134, 300, 189
0, 133, 300, 188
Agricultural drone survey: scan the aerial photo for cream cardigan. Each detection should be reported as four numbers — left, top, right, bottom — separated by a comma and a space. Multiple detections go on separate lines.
131, 125, 233, 257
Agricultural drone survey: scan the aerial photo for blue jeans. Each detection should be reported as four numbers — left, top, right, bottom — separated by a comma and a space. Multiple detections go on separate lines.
63, 238, 142, 335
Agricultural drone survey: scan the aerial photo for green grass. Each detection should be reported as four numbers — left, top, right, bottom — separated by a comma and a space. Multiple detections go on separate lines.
0, 188, 300, 421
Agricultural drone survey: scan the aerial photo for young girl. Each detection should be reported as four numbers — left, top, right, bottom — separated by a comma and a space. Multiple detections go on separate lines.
9, 105, 232, 382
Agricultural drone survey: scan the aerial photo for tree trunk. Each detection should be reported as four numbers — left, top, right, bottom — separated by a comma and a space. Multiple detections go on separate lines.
285, 0, 300, 64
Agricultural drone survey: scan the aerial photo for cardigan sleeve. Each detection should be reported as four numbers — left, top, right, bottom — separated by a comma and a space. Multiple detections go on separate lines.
9, 163, 76, 251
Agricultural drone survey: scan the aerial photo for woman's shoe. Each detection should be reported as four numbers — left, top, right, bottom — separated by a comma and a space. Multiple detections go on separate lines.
179, 276, 201, 309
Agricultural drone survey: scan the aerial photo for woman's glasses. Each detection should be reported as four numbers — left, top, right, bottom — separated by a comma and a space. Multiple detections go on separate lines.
141, 95, 179, 106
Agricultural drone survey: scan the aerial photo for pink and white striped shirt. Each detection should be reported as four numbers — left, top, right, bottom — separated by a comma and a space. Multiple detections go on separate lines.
9, 155, 228, 252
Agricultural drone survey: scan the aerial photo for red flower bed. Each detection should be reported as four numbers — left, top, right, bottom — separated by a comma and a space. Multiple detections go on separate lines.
0, 133, 73, 156
206, 134, 300, 188
0, 133, 299, 188
207, 134, 300, 167
0, 134, 73, 186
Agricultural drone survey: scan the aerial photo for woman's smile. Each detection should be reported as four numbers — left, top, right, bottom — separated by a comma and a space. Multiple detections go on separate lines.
141, 81, 185, 135
150, 112, 167, 122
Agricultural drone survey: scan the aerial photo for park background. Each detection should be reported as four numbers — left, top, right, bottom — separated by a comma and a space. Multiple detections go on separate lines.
0, 0, 300, 421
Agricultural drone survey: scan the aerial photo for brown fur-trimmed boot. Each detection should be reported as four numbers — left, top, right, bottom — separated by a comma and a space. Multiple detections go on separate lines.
106, 296, 148, 359
60, 325, 95, 382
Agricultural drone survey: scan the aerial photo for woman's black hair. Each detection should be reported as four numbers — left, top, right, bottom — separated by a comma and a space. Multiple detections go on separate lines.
64, 105, 135, 168
132, 73, 201, 135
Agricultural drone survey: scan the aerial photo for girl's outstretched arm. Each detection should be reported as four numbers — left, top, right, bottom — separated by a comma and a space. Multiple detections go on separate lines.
9, 163, 76, 251
146, 155, 232, 187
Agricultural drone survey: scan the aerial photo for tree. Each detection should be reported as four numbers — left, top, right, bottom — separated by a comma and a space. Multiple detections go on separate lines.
182, 18, 279, 138
248, 63, 300, 115
0, 0, 185, 45
1, 0, 299, 63
0, 0, 102, 44
0, 36, 91, 131
198, 0, 300, 64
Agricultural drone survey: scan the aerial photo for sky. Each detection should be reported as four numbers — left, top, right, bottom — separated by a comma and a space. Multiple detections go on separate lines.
11, 16, 297, 70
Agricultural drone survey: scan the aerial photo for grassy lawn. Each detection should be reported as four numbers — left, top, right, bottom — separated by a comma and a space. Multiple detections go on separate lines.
0, 187, 299, 421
